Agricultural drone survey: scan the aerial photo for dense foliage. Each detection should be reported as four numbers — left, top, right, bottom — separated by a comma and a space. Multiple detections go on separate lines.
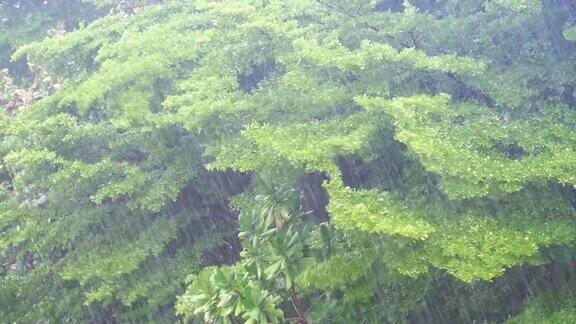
1, 0, 576, 322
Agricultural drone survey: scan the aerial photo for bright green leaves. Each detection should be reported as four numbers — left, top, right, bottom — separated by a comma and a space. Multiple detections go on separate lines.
427, 215, 541, 282
12, 2, 186, 74
176, 265, 284, 324
423, 194, 576, 282
297, 246, 375, 291
116, 240, 212, 308
5, 120, 201, 213
326, 171, 576, 283
289, 34, 485, 75
90, 158, 196, 212
60, 217, 177, 294
162, 59, 249, 133
209, 112, 380, 174
325, 181, 435, 239
358, 95, 576, 198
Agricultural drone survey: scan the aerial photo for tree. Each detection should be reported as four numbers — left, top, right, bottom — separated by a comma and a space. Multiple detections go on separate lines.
1, 0, 575, 322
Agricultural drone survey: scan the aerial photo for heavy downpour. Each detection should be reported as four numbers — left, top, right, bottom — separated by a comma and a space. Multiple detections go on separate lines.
0, 0, 575, 323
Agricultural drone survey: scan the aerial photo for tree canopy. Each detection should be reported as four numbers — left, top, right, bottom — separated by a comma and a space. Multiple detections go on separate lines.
1, 0, 575, 322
